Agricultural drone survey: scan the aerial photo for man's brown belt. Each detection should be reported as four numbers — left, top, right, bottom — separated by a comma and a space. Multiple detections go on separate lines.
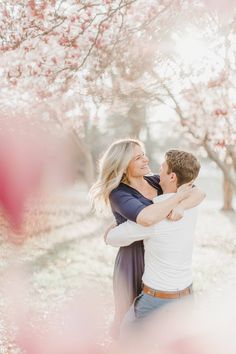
143, 284, 193, 299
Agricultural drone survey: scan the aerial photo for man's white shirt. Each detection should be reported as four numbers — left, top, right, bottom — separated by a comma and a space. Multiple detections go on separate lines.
106, 193, 198, 292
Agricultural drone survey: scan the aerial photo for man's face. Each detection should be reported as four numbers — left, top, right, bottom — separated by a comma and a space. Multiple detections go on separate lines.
159, 161, 172, 189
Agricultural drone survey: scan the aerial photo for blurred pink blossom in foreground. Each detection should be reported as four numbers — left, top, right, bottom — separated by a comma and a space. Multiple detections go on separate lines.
15, 295, 236, 354
3, 269, 236, 354
2, 268, 106, 354
0, 116, 73, 236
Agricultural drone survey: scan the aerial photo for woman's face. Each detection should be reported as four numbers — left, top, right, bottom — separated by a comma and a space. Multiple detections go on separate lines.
126, 144, 150, 178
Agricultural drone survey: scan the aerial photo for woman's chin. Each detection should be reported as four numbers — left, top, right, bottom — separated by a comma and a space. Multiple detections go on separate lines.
141, 168, 151, 175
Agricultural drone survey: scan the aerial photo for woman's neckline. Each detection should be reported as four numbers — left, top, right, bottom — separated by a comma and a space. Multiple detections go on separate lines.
120, 175, 159, 200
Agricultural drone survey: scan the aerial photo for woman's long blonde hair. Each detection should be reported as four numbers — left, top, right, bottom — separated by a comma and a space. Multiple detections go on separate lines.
89, 138, 143, 213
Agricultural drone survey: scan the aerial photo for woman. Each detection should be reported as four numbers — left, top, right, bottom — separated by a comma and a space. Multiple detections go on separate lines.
90, 138, 201, 337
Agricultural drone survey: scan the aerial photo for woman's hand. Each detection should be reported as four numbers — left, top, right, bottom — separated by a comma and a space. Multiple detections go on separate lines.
176, 181, 193, 202
167, 206, 184, 221
104, 222, 117, 244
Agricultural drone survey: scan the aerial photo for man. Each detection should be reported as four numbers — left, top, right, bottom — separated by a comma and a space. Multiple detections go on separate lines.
106, 150, 203, 321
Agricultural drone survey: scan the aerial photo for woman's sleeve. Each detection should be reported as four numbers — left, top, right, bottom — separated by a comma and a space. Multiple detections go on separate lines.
109, 189, 147, 222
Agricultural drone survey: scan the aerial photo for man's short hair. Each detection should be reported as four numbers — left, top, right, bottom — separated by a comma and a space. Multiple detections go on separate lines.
165, 150, 201, 187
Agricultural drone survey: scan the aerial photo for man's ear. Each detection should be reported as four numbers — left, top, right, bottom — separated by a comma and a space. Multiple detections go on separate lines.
170, 172, 177, 183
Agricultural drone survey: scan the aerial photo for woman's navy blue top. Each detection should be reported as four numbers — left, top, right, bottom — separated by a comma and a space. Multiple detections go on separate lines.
109, 175, 162, 325
110, 175, 162, 225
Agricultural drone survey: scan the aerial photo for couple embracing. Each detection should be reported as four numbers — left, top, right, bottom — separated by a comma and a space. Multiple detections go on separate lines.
90, 138, 205, 338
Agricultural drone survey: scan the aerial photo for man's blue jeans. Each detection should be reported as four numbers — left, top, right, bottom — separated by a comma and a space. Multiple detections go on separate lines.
134, 292, 178, 319
120, 291, 193, 337
120, 292, 176, 337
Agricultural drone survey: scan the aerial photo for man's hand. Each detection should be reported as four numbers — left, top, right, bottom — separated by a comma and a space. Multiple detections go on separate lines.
167, 206, 184, 221
104, 222, 117, 244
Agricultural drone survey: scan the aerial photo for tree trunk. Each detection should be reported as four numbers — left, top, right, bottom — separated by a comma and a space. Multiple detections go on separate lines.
222, 175, 234, 211
71, 132, 95, 187
128, 104, 146, 137
83, 149, 95, 187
